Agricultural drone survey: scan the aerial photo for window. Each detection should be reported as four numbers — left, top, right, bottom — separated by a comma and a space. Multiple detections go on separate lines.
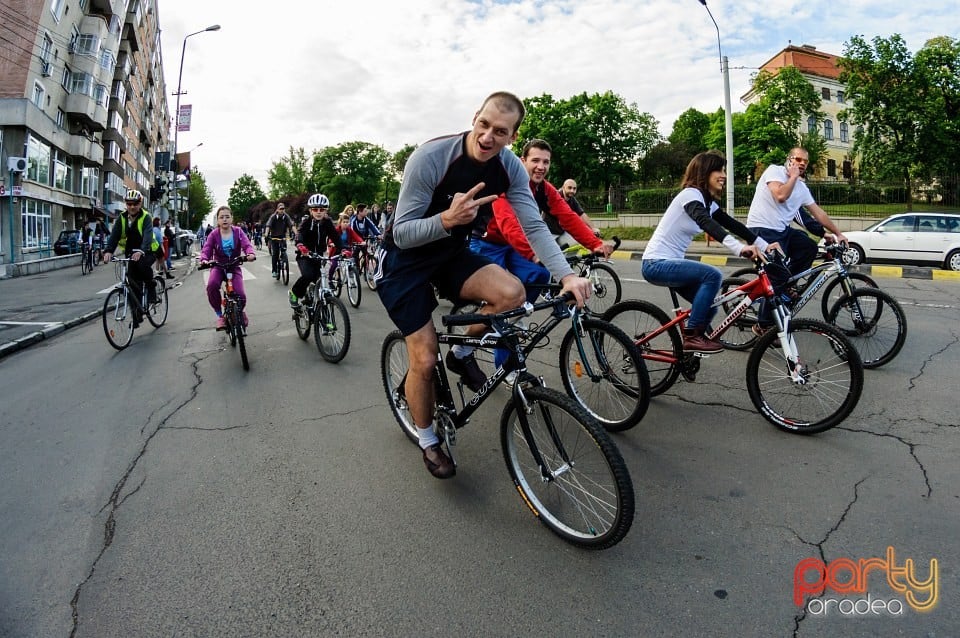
40, 33, 53, 63
882, 216, 915, 232
81, 166, 100, 199
824, 119, 834, 141
807, 115, 817, 135
32, 81, 45, 109
79, 0, 87, 9
26, 135, 51, 185
111, 80, 126, 104
104, 171, 124, 198
69, 71, 94, 96
99, 50, 115, 73
842, 160, 853, 179
56, 108, 65, 128
73, 34, 100, 57
107, 141, 121, 163
61, 65, 71, 89
50, 0, 66, 22
837, 90, 845, 104
53, 149, 69, 190
22, 199, 53, 249
109, 110, 123, 130
827, 159, 836, 177
94, 84, 109, 107
839, 122, 849, 143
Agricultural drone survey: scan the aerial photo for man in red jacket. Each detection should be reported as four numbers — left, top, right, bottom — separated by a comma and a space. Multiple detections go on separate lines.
470, 138, 614, 380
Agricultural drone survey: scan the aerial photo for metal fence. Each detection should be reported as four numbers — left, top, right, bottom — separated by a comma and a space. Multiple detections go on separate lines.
577, 175, 960, 217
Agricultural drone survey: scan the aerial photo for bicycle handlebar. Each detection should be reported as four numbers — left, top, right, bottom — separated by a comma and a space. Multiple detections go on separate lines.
441, 292, 575, 328
197, 255, 255, 270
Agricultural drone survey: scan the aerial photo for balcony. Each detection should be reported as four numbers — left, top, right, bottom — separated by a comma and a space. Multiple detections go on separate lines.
64, 93, 108, 132
67, 134, 104, 165
121, 21, 141, 52
102, 127, 126, 154
88, 0, 118, 20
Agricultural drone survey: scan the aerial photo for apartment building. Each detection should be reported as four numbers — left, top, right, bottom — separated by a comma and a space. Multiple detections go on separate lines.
0, 0, 170, 264
743, 44, 855, 181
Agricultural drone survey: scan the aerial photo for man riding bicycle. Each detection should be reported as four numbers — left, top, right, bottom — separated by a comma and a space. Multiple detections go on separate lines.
266, 202, 295, 278
102, 190, 160, 322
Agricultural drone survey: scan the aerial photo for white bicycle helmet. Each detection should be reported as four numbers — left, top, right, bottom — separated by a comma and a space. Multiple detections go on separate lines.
125, 189, 143, 202
307, 193, 330, 209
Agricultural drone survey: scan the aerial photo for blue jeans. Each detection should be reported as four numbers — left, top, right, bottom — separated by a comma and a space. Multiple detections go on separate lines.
641, 259, 721, 330
749, 226, 818, 326
470, 237, 551, 368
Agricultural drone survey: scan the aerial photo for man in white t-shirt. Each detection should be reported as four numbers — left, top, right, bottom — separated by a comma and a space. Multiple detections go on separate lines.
746, 147, 847, 326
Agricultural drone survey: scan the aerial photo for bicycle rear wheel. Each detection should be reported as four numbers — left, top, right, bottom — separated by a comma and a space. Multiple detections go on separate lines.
314, 295, 351, 362
717, 277, 759, 351
746, 319, 863, 434
330, 269, 343, 298
146, 277, 168, 328
294, 304, 311, 340
602, 299, 682, 396
584, 262, 621, 315
233, 306, 249, 371
500, 386, 634, 549
819, 272, 879, 322
346, 265, 362, 307
558, 316, 650, 431
102, 289, 134, 350
81, 250, 91, 275
827, 288, 906, 369
381, 330, 419, 444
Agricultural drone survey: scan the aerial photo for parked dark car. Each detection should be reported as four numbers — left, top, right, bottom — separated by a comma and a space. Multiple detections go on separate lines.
53, 229, 82, 255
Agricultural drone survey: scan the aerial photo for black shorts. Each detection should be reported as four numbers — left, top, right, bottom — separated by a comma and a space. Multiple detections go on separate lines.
376, 241, 492, 336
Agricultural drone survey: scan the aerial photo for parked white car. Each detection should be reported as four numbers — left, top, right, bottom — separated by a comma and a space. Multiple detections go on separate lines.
835, 212, 960, 271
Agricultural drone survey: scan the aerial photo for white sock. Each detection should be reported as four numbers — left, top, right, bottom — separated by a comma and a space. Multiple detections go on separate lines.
452, 344, 474, 359
417, 425, 439, 449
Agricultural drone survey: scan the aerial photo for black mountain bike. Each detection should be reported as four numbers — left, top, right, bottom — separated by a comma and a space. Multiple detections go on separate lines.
292, 252, 351, 363
199, 256, 255, 371
270, 238, 290, 285
102, 257, 169, 350
381, 293, 634, 549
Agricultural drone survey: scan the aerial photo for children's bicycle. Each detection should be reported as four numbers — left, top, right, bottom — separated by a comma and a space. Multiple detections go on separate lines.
381, 293, 635, 549
721, 243, 906, 368
360, 236, 382, 291
602, 256, 864, 434
199, 256, 254, 371
330, 246, 362, 308
102, 257, 169, 350
556, 237, 622, 315
292, 252, 351, 363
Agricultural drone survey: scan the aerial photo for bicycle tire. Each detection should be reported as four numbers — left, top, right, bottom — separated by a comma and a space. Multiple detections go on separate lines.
314, 295, 351, 363
381, 330, 420, 444
281, 253, 290, 285
819, 272, 879, 322
146, 277, 168, 328
235, 311, 249, 371
365, 254, 379, 291
602, 299, 682, 396
346, 265, 362, 308
331, 268, 343, 298
717, 277, 759, 351
730, 266, 756, 279
558, 316, 650, 431
746, 318, 863, 434
294, 304, 311, 340
583, 262, 621, 315
827, 288, 906, 369
81, 250, 91, 275
102, 289, 134, 350
500, 386, 634, 549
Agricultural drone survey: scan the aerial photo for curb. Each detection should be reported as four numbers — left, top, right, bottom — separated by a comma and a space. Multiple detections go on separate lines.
609, 249, 959, 281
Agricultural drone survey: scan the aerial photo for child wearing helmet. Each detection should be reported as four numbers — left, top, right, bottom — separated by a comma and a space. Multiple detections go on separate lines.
289, 194, 342, 307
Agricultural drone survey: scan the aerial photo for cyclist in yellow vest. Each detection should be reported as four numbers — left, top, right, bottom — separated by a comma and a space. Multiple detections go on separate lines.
103, 189, 160, 305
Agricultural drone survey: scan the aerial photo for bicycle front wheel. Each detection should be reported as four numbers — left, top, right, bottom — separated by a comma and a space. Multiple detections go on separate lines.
365, 253, 379, 290
234, 309, 249, 371
585, 262, 621, 315
346, 265, 362, 308
81, 251, 91, 275
602, 299, 682, 396
146, 277, 168, 328
827, 288, 907, 369
314, 295, 351, 362
819, 272, 880, 322
381, 330, 419, 444
558, 317, 650, 431
281, 253, 290, 285
102, 289, 134, 350
500, 386, 634, 549
746, 319, 863, 434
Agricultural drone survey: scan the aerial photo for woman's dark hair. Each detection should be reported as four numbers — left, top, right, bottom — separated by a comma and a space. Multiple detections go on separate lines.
681, 150, 726, 204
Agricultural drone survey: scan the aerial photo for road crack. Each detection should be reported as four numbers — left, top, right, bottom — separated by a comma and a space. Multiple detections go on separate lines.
908, 330, 958, 390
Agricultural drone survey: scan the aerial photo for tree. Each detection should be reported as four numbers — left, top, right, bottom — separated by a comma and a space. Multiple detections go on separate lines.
668, 108, 711, 152
227, 174, 267, 222
383, 143, 417, 203
310, 141, 390, 209
185, 167, 215, 230
637, 142, 695, 187
267, 146, 311, 199
516, 91, 661, 194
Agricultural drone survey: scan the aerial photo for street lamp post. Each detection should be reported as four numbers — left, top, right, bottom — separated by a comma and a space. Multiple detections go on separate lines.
698, 0, 735, 216
171, 24, 220, 230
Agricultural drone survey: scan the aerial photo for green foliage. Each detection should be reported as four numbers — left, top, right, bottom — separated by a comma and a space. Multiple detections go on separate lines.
227, 174, 267, 222
637, 142, 696, 187
625, 187, 678, 213
668, 108, 711, 152
516, 91, 661, 191
267, 147, 311, 199
186, 168, 215, 229
311, 141, 390, 209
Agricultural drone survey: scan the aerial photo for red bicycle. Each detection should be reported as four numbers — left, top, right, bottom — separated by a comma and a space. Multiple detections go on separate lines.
602, 256, 864, 434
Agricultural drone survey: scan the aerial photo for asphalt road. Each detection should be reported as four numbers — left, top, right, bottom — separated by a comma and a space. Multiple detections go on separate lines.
0, 252, 957, 637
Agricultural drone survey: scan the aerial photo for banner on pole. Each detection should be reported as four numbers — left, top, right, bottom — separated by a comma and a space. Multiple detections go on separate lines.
177, 104, 192, 132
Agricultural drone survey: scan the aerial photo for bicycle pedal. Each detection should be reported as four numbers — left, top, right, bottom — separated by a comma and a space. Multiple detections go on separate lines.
693, 352, 712, 359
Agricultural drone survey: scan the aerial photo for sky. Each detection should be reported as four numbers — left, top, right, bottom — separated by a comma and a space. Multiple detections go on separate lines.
157, 0, 959, 219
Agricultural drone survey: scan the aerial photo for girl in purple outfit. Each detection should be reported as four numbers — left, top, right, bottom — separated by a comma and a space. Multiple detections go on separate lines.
200, 206, 257, 330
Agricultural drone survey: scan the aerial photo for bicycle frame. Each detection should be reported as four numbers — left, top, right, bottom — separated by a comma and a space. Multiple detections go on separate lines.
110, 258, 150, 316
